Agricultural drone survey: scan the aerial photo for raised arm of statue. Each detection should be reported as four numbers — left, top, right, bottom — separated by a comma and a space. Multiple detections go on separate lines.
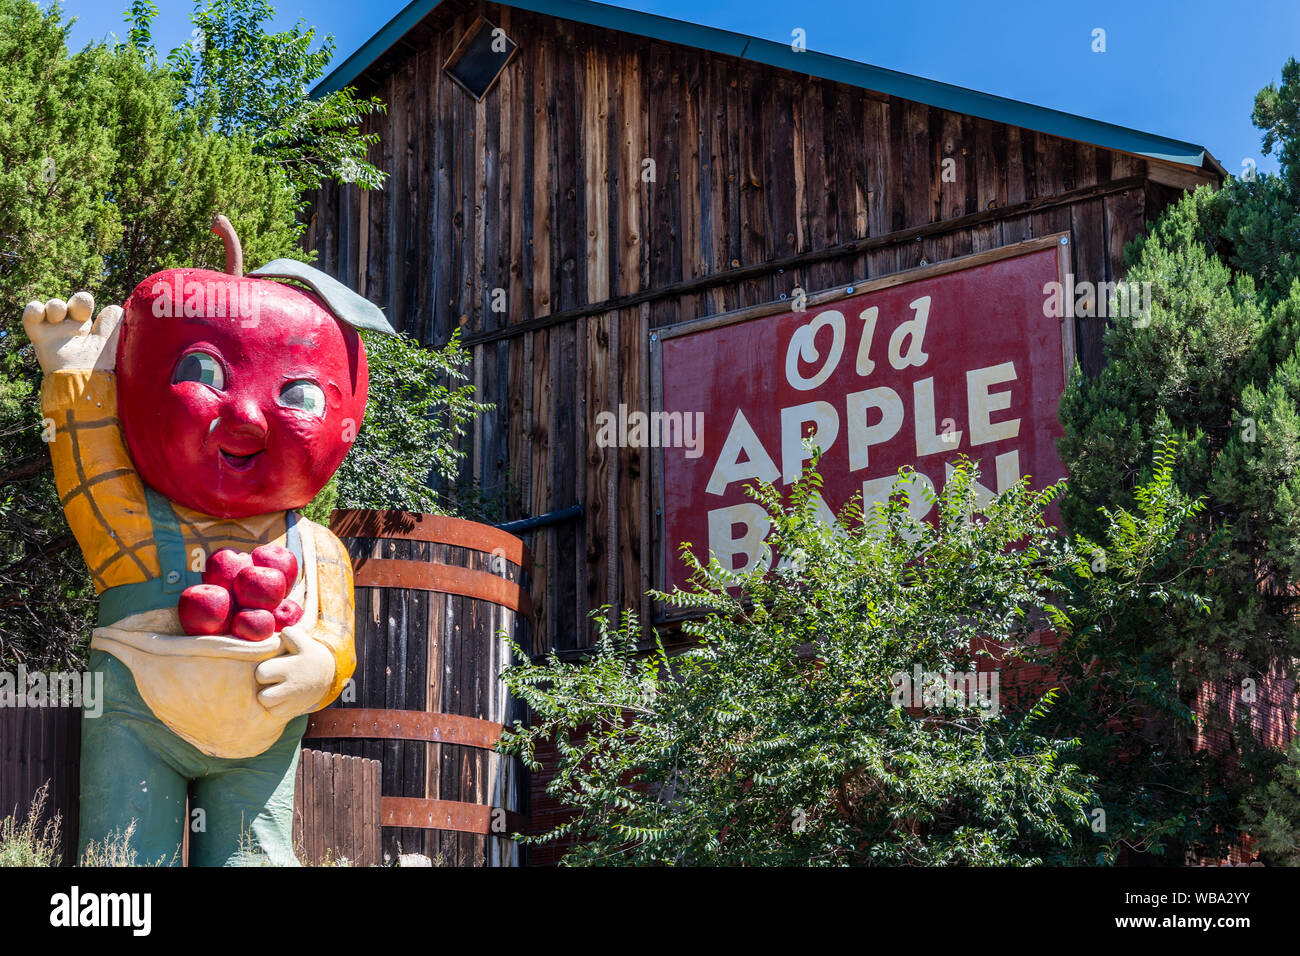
23, 293, 156, 593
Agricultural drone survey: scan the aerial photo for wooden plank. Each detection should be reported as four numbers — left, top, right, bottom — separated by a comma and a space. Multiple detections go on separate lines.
767, 75, 798, 261
899, 100, 930, 271
655, 233, 1071, 341
580, 49, 613, 627
461, 174, 1147, 349
432, 24, 455, 345
801, 78, 829, 290
617, 304, 649, 627
862, 97, 888, 242
528, 329, 551, 654
400, 55, 419, 333
620, 42, 646, 300
368, 79, 389, 326
584, 46, 611, 304
703, 57, 727, 315
740, 66, 767, 283
503, 27, 526, 518
1104, 181, 1146, 292
1146, 156, 1218, 192
1070, 196, 1109, 378
412, 42, 430, 339
720, 63, 742, 311
968, 118, 999, 253
679, 50, 704, 320
934, 108, 964, 263
648, 45, 684, 322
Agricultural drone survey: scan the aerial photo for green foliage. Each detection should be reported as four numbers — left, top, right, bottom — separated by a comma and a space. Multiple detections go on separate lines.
299, 473, 337, 525
127, 0, 387, 194
500, 450, 1203, 865
1240, 734, 1300, 865
1041, 441, 1242, 863
333, 329, 490, 514
1057, 57, 1300, 861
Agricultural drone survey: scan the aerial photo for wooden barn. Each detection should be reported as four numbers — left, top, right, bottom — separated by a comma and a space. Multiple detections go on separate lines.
305, 0, 1224, 656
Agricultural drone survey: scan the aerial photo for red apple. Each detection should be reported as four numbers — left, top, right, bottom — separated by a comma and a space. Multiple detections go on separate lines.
233, 565, 288, 611
231, 607, 275, 642
178, 584, 234, 636
272, 598, 304, 630
202, 547, 253, 591
252, 543, 298, 589
116, 262, 369, 520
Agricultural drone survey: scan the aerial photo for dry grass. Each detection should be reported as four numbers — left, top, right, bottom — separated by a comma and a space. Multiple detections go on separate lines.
0, 783, 62, 867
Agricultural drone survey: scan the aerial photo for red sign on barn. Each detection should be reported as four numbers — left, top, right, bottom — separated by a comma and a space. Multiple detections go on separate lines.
652, 234, 1074, 597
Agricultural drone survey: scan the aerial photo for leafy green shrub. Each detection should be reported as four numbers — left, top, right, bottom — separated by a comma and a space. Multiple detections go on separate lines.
329, 329, 490, 515
501, 449, 1204, 865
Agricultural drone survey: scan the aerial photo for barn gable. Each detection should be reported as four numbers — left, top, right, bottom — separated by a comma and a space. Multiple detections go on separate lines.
304, 0, 1222, 653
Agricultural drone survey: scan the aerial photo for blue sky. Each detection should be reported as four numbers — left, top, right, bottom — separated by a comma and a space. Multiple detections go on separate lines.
59, 0, 1299, 177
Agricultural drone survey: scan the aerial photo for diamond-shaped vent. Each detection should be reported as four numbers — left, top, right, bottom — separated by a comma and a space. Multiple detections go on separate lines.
443, 17, 518, 100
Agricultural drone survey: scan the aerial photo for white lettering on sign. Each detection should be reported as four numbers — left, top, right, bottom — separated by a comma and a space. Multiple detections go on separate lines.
707, 502, 771, 574
855, 307, 879, 376
785, 309, 845, 390
670, 244, 1067, 591
780, 401, 840, 483
913, 377, 960, 457
966, 362, 1020, 445
707, 409, 779, 496
888, 296, 932, 370
846, 386, 903, 472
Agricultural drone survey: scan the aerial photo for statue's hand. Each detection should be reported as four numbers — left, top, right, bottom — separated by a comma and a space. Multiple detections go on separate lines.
21, 292, 123, 374
254, 624, 335, 722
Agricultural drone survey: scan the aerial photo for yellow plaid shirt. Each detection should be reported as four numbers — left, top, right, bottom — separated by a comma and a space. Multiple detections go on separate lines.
42, 368, 356, 709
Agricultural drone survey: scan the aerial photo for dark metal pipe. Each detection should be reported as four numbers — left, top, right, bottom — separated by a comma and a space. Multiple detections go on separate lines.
494, 503, 584, 534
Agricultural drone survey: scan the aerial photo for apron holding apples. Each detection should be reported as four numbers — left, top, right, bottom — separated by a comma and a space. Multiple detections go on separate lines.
23, 217, 394, 866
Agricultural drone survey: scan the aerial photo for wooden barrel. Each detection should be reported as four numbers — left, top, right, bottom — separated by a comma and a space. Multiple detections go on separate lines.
305, 510, 531, 866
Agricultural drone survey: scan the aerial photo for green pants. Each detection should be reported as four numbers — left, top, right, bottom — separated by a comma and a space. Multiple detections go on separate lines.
78, 649, 306, 867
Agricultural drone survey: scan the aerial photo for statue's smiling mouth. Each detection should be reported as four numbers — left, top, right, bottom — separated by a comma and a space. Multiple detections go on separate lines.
219, 448, 263, 472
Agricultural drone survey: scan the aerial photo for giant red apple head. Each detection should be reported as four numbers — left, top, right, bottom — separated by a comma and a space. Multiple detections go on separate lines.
115, 218, 380, 519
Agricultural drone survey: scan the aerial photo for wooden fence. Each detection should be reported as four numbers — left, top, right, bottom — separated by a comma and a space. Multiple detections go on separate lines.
0, 702, 81, 865
292, 748, 383, 867
1, 706, 382, 867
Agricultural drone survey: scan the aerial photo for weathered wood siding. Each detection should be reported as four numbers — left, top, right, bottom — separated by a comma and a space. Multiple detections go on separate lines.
304, 0, 1218, 654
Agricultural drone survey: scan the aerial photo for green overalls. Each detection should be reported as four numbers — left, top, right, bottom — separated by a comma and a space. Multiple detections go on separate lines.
78, 488, 306, 867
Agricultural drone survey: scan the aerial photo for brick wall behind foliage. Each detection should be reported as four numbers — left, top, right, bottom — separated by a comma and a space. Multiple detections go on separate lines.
527, 735, 579, 867
1194, 657, 1297, 754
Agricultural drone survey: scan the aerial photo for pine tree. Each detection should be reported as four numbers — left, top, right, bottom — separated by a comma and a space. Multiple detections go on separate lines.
0, 0, 307, 668
1057, 57, 1300, 863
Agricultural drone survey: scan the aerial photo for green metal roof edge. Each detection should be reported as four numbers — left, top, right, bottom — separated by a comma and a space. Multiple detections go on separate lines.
313, 0, 1214, 169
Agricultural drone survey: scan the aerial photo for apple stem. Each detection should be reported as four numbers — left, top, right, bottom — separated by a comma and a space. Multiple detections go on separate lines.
210, 215, 243, 277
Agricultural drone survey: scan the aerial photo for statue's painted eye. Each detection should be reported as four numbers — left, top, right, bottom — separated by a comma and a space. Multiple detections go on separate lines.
173, 351, 224, 390
279, 380, 326, 417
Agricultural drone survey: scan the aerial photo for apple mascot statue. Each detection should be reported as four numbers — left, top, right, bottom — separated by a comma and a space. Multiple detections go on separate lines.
22, 217, 395, 866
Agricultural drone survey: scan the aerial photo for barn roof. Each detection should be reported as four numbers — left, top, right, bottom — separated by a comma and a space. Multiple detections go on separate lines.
313, 0, 1222, 172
